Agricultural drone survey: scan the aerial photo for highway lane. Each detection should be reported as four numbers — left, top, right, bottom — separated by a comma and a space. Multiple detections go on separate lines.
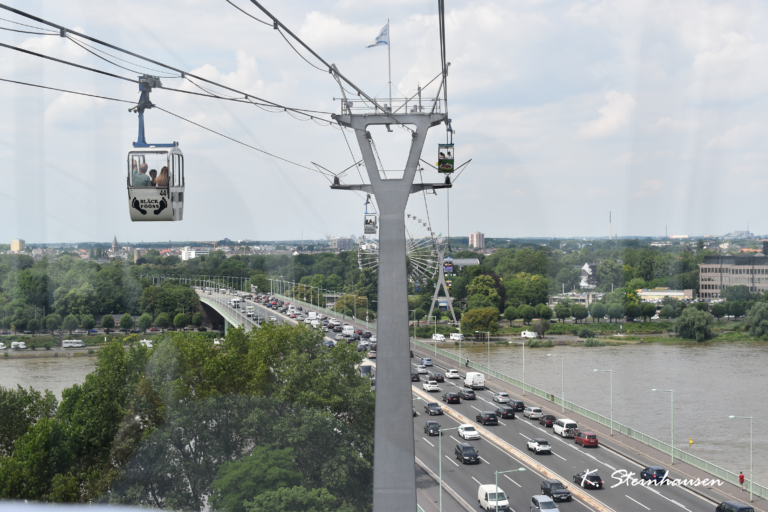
410, 358, 718, 512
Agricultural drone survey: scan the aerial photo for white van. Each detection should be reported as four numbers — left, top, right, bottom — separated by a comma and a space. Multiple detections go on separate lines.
553, 418, 579, 437
464, 372, 485, 389
11, 341, 27, 350
521, 330, 537, 338
246, 306, 255, 317
342, 325, 355, 336
231, 298, 241, 309
139, 339, 153, 348
432, 333, 445, 341
62, 340, 85, 348
450, 333, 464, 341
308, 312, 317, 321
477, 484, 509, 511
311, 320, 321, 328
0, 343, 5, 350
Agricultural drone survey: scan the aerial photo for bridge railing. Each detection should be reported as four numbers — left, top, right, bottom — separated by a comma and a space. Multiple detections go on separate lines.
411, 338, 766, 499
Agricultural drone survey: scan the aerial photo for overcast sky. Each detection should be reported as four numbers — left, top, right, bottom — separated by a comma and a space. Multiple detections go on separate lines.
1, 0, 766, 244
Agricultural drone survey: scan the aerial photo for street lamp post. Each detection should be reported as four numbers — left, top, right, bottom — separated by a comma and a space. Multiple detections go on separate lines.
476, 331, 490, 370
430, 316, 438, 357
438, 426, 461, 512
509, 341, 525, 396
547, 353, 565, 412
410, 310, 417, 342
594, 369, 613, 435
729, 415, 753, 502
494, 468, 526, 512
652, 389, 674, 464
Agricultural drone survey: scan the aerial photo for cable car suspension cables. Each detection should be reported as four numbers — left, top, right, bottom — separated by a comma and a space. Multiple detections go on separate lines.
224, 0, 270, 26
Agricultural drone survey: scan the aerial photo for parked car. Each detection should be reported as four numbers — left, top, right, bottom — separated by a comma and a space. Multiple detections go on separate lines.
411, 373, 420, 382
527, 438, 551, 454
509, 400, 525, 412
495, 405, 515, 419
476, 411, 498, 425
539, 414, 557, 428
424, 402, 443, 415
422, 381, 439, 392
541, 479, 572, 502
446, 369, 460, 379
524, 406, 544, 419
442, 392, 460, 404
640, 466, 668, 484
492, 392, 510, 403
455, 442, 479, 464
74, 329, 87, 334
424, 421, 442, 436
575, 431, 599, 448
573, 470, 603, 489
458, 424, 480, 440
458, 389, 476, 400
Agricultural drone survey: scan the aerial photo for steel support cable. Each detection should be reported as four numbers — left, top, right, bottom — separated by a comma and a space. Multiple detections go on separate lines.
0, 15, 56, 31
0, 76, 135, 103
224, 0, 270, 25
277, 26, 326, 72
0, 4, 332, 119
68, 34, 182, 75
391, 71, 442, 114
66, 35, 180, 78
0, 26, 55, 35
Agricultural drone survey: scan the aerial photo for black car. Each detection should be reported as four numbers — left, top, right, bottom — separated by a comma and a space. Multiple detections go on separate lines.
410, 350, 413, 358
495, 406, 515, 419
442, 392, 460, 404
476, 411, 498, 425
333, 325, 342, 332
362, 331, 372, 338
640, 466, 668, 484
198, 327, 208, 331
411, 373, 420, 382
509, 400, 525, 412
413, 406, 417, 417
539, 414, 557, 427
716, 501, 756, 512
429, 372, 445, 382
573, 470, 603, 489
541, 479, 572, 502
454, 443, 479, 464
458, 389, 476, 400
130, 329, 142, 334
424, 421, 442, 436
424, 402, 443, 415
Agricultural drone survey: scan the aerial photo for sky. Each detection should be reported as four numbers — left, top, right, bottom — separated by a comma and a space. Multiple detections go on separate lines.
1, 0, 767, 244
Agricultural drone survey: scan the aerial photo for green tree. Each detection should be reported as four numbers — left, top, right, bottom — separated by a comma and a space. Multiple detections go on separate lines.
466, 275, 500, 308
747, 302, 768, 337
100, 314, 115, 330
26, 319, 40, 334
711, 303, 726, 321
137, 313, 153, 333
692, 302, 709, 312
81, 314, 96, 333
414, 308, 426, 322
119, 313, 134, 330
0, 385, 58, 457
571, 304, 588, 324
721, 285, 752, 303
62, 314, 79, 334
210, 446, 302, 512
154, 312, 170, 332
554, 267, 581, 293
466, 294, 496, 311
625, 304, 640, 322
503, 306, 519, 322
45, 313, 62, 332
596, 259, 623, 290
245, 486, 353, 512
192, 312, 204, 328
607, 304, 624, 323
675, 307, 713, 341
538, 305, 553, 321
589, 303, 606, 323
554, 303, 571, 322
659, 304, 675, 320
533, 319, 550, 338
174, 313, 189, 330
626, 277, 646, 291
519, 304, 536, 325
729, 301, 746, 318
642, 303, 656, 321
460, 307, 499, 336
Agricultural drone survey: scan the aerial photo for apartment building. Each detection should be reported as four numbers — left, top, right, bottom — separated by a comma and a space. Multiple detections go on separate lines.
469, 232, 485, 249
699, 252, 768, 299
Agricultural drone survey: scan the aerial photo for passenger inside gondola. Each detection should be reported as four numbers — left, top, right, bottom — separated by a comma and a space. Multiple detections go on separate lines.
149, 169, 158, 186
132, 160, 151, 186
156, 166, 170, 187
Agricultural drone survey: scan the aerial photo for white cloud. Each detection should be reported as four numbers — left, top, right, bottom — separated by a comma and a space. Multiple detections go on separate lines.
707, 121, 762, 150
578, 91, 636, 139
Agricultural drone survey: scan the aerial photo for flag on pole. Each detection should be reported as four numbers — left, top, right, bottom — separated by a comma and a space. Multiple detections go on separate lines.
366, 22, 390, 48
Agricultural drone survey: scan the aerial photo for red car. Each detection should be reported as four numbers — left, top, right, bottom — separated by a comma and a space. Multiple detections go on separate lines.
575, 431, 599, 447
355, 329, 363, 335
149, 327, 159, 332
539, 415, 557, 428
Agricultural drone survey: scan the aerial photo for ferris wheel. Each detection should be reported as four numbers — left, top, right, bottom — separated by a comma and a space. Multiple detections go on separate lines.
358, 213, 441, 285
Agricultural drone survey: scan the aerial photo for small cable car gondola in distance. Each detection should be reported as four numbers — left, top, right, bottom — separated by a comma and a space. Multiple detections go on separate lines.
127, 75, 185, 222
363, 194, 377, 234
444, 256, 453, 273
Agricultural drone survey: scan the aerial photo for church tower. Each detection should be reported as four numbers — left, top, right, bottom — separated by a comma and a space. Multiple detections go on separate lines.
112, 236, 118, 253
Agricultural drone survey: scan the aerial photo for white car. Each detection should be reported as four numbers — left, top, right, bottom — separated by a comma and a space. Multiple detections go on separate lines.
524, 406, 544, 419
458, 424, 480, 440
416, 365, 429, 374
492, 392, 510, 403
446, 369, 460, 379
369, 336, 377, 342
527, 438, 551, 454
422, 381, 440, 392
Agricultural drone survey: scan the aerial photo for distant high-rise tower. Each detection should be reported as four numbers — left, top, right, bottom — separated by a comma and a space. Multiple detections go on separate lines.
112, 236, 118, 253
469, 232, 485, 249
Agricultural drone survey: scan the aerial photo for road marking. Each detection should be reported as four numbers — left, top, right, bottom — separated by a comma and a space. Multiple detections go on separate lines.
519, 432, 531, 440
603, 463, 615, 470
422, 437, 434, 447
445, 455, 459, 467
625, 495, 650, 510
471, 476, 482, 485
553, 452, 567, 461
450, 435, 460, 443
471, 406, 482, 412
504, 474, 522, 487
499, 421, 507, 426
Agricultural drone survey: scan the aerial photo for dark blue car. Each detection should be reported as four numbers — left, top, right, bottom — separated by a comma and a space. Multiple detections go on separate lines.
640, 466, 668, 484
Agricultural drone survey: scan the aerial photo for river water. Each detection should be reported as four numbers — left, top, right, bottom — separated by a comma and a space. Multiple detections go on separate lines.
445, 342, 768, 484
1, 343, 765, 485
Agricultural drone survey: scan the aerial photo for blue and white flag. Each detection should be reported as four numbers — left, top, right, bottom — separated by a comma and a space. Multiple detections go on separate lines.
366, 22, 389, 48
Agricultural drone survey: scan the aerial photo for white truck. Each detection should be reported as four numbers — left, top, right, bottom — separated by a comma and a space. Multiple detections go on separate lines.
139, 339, 153, 348
521, 330, 537, 338
308, 311, 317, 321
342, 325, 355, 336
231, 298, 241, 309
246, 305, 255, 317
464, 372, 485, 389
63, 340, 85, 348
11, 341, 27, 350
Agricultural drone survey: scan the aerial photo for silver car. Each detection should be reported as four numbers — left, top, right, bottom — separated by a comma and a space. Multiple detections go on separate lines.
530, 494, 560, 511
524, 406, 544, 419
493, 392, 510, 403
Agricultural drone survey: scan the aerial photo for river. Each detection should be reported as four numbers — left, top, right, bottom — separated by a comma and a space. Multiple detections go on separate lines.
1, 342, 765, 485
444, 341, 768, 484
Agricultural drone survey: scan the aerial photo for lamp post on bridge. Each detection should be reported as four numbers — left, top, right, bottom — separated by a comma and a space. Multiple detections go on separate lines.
494, 468, 526, 512
729, 414, 753, 502
438, 426, 461, 512
594, 369, 613, 435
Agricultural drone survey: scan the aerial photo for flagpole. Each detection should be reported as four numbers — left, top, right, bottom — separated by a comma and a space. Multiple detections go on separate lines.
388, 19, 392, 111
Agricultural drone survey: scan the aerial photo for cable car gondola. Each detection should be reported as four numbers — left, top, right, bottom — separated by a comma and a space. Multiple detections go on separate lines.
437, 143, 454, 173
444, 256, 453, 273
363, 194, 377, 234
127, 75, 185, 221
